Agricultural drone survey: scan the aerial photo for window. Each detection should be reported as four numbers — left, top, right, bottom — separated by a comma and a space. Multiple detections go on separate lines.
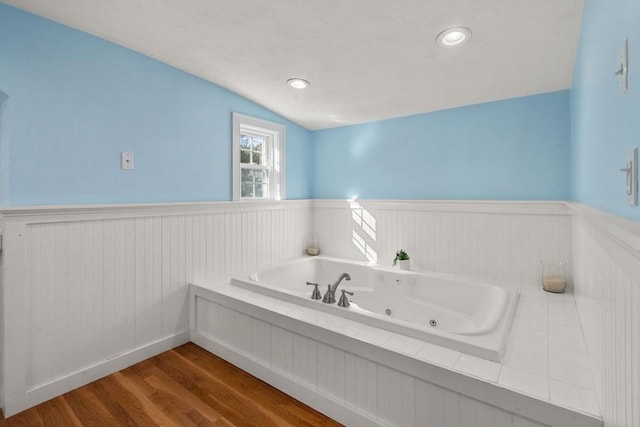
232, 113, 285, 201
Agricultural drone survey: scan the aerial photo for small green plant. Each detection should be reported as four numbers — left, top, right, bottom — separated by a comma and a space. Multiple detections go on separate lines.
392, 249, 410, 266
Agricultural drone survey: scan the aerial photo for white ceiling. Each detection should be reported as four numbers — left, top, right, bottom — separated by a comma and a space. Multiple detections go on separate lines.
5, 0, 584, 130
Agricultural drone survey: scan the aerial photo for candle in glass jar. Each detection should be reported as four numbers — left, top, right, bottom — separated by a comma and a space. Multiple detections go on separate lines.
542, 276, 566, 293
540, 260, 568, 293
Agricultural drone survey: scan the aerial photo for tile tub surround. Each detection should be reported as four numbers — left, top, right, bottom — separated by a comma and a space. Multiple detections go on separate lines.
191, 279, 602, 427
232, 256, 519, 362
504, 279, 599, 414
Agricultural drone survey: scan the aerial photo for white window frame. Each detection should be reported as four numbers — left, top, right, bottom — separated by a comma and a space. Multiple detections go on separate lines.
232, 113, 286, 201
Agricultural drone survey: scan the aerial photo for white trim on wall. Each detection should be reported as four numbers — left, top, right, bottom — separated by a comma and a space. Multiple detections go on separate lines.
313, 199, 570, 215
570, 203, 640, 262
0, 199, 310, 224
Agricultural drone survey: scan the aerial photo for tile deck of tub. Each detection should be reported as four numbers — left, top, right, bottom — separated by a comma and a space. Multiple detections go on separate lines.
194, 277, 601, 419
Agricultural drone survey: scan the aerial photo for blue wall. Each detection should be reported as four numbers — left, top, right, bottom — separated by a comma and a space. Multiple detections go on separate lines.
312, 91, 571, 200
571, 0, 640, 221
0, 4, 313, 205
0, 90, 8, 205
1, 4, 581, 206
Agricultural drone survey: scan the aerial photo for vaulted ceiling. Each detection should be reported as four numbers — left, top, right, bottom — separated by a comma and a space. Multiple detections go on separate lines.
4, 0, 584, 130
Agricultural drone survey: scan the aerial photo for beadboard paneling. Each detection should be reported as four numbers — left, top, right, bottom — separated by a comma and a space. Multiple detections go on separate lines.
0, 199, 581, 419
193, 295, 551, 427
571, 204, 640, 427
1, 201, 311, 415
313, 200, 570, 286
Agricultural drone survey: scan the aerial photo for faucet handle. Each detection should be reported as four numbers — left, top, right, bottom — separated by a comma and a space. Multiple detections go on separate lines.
306, 282, 322, 300
322, 284, 336, 304
337, 289, 354, 308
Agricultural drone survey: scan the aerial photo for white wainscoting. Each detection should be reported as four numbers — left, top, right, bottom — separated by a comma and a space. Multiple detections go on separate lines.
571, 204, 640, 427
0, 199, 580, 419
313, 200, 571, 286
0, 200, 312, 416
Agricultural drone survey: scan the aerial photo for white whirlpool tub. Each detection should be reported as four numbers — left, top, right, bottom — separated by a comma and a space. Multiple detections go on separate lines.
230, 256, 519, 361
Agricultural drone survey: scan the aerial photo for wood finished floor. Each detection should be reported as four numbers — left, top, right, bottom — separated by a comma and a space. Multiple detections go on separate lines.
0, 343, 342, 426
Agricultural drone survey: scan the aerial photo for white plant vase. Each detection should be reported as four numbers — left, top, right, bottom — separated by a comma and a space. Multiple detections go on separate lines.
397, 259, 410, 271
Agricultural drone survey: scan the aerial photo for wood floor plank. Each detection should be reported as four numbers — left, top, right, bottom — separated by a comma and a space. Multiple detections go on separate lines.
0, 406, 44, 427
89, 374, 164, 426
34, 396, 83, 427
112, 372, 180, 427
175, 344, 343, 427
62, 385, 122, 427
144, 371, 224, 423
119, 364, 211, 427
172, 346, 299, 413
0, 343, 342, 427
153, 350, 287, 426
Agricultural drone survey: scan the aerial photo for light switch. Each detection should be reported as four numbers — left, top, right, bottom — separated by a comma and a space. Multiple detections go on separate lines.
121, 152, 134, 170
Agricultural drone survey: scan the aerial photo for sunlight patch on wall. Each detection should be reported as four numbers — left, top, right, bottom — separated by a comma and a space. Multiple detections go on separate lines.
350, 199, 377, 262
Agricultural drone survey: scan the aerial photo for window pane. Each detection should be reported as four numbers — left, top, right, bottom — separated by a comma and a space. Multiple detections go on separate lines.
252, 137, 264, 151
240, 135, 251, 149
253, 170, 266, 183
241, 183, 254, 197
240, 150, 250, 163
241, 169, 253, 183
252, 151, 262, 165
255, 184, 265, 198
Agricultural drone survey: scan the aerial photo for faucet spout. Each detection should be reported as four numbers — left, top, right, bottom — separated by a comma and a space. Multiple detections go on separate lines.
322, 273, 352, 304
330, 273, 351, 294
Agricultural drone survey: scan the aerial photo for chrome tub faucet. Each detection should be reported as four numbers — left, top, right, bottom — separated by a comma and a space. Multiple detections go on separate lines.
322, 272, 351, 304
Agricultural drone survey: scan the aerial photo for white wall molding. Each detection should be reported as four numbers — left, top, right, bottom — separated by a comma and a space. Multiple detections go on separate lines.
0, 199, 312, 224
0, 198, 567, 223
313, 199, 570, 215
570, 203, 640, 268
6, 331, 190, 416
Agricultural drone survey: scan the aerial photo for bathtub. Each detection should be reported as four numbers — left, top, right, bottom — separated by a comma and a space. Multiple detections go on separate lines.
230, 256, 519, 361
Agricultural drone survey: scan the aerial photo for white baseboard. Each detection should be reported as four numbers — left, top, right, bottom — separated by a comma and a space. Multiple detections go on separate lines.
3, 331, 190, 417
191, 330, 381, 427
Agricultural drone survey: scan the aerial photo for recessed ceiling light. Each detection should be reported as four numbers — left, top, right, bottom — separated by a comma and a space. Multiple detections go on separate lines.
287, 78, 310, 89
436, 27, 471, 47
